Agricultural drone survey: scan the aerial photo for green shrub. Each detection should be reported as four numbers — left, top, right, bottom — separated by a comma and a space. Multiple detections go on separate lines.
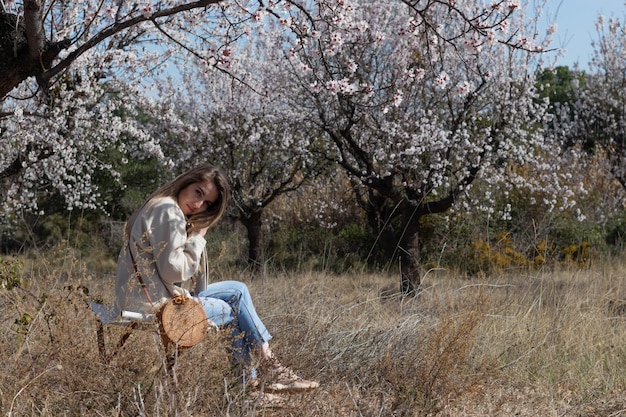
0, 255, 24, 290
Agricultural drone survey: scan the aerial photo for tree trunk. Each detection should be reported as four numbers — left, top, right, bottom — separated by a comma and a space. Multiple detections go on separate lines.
363, 200, 397, 260
399, 207, 422, 295
241, 210, 264, 277
0, 6, 50, 99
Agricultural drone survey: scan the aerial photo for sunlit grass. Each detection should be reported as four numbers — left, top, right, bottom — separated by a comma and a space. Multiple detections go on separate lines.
1, 248, 624, 416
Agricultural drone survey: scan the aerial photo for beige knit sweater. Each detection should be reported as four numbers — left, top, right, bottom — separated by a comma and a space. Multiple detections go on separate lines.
114, 196, 207, 314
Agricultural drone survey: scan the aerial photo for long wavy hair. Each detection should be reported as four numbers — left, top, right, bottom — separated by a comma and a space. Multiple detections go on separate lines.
125, 164, 230, 236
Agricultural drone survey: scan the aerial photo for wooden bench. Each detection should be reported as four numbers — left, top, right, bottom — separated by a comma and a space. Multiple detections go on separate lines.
88, 299, 210, 386
88, 302, 158, 363
89, 302, 186, 385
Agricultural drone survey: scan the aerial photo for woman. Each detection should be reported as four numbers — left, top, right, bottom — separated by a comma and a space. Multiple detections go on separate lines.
114, 164, 318, 393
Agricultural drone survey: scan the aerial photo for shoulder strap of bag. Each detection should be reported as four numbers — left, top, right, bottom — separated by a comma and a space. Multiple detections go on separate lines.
125, 208, 181, 309
128, 242, 175, 311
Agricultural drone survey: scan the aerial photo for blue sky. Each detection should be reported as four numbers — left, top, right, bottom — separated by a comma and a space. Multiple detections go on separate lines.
541, 0, 626, 68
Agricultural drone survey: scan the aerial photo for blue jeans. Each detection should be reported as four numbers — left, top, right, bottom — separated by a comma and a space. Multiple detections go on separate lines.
197, 280, 272, 367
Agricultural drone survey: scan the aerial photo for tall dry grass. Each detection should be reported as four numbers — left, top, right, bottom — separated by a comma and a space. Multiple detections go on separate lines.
1, 248, 625, 416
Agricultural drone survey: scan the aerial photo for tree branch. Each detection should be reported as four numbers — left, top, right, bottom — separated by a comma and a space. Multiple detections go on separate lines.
37, 0, 225, 85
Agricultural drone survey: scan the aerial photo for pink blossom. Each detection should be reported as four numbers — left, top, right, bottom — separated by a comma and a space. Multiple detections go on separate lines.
455, 81, 473, 97
404, 68, 425, 84
105, 6, 116, 19
310, 82, 322, 93
499, 20, 510, 34
140, 2, 154, 17
326, 80, 340, 93
508, 0, 520, 10
485, 29, 497, 44
252, 8, 266, 22
393, 90, 403, 107
435, 71, 449, 89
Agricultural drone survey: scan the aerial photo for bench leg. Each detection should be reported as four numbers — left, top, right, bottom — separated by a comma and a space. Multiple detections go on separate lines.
94, 317, 182, 388
96, 321, 138, 363
96, 319, 106, 361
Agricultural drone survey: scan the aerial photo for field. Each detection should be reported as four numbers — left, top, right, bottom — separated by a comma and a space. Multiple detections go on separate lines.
1, 251, 625, 416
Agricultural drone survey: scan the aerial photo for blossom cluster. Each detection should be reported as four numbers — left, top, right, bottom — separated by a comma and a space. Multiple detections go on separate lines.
0, 0, 584, 231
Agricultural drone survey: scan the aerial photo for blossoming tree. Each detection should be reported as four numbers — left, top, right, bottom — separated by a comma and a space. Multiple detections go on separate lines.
0, 59, 168, 215
136, 60, 328, 273
566, 13, 626, 190
244, 0, 572, 293
1, 0, 238, 215
1, 0, 578, 286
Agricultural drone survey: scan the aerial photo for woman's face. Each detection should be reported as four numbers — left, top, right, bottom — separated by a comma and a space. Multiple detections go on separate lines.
177, 180, 219, 216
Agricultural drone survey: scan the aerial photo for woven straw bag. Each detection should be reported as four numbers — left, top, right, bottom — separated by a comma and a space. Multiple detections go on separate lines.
159, 295, 209, 347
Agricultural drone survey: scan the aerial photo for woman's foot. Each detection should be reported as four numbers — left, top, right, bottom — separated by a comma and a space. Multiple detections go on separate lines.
260, 357, 320, 393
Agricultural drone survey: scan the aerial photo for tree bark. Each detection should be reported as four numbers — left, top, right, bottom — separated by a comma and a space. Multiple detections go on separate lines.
240, 210, 264, 277
399, 205, 422, 296
361, 195, 397, 259
0, 9, 72, 98
0, 12, 31, 96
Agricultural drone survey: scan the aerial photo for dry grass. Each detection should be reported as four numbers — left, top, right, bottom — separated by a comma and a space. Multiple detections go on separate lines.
1, 251, 625, 416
